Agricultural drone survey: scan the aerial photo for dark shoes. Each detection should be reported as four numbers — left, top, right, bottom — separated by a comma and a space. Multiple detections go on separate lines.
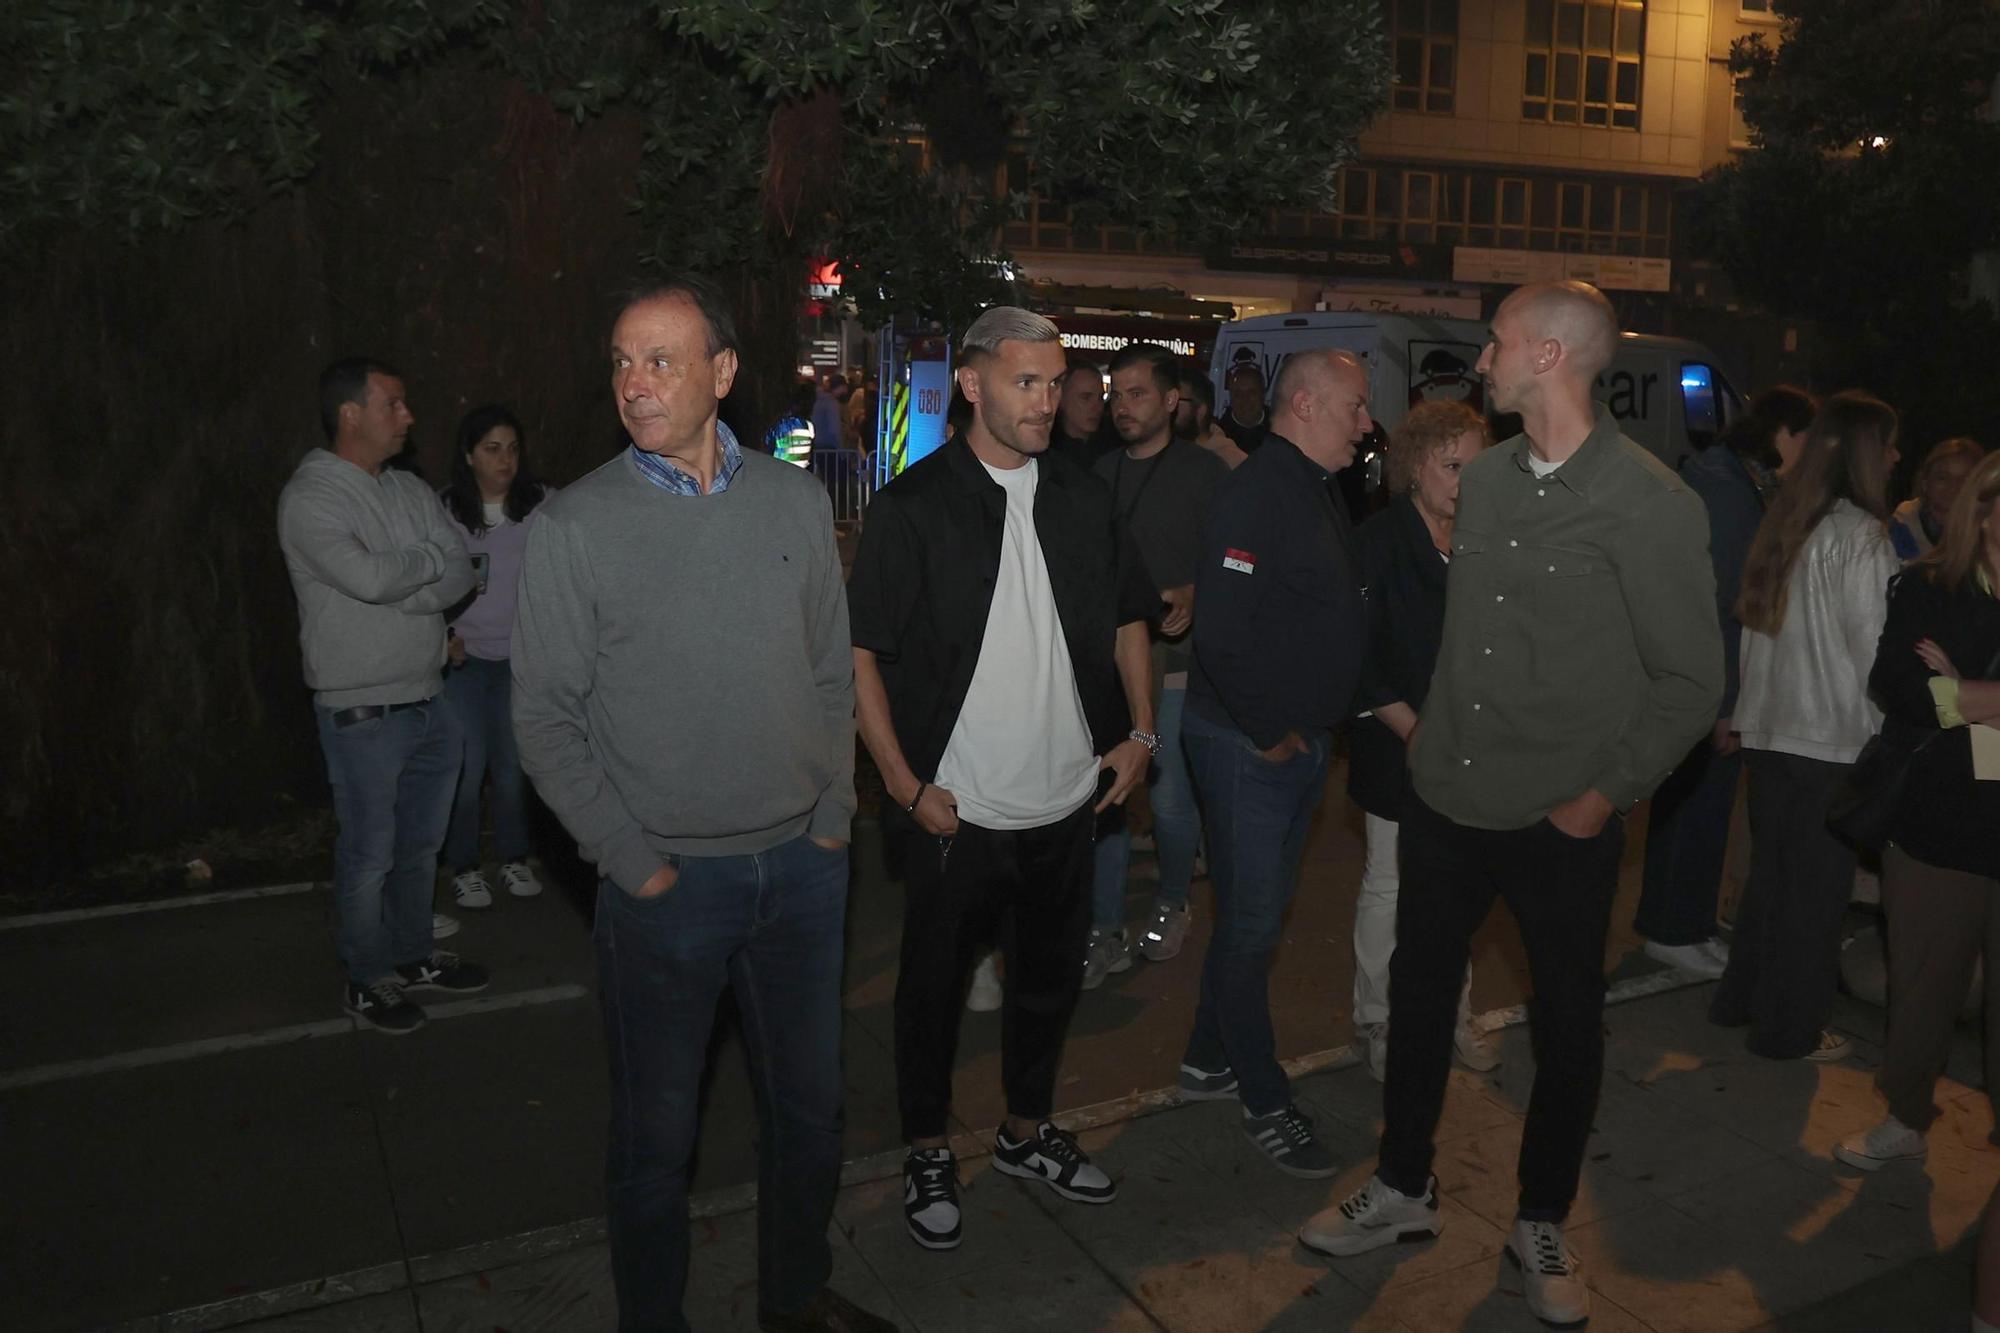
758, 1287, 899, 1332
343, 979, 425, 1035
394, 949, 490, 994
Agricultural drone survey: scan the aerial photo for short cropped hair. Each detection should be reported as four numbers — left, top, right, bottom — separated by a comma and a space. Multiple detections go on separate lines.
960, 305, 1060, 365
1385, 400, 1492, 495
1107, 342, 1180, 395
613, 272, 740, 357
318, 357, 402, 442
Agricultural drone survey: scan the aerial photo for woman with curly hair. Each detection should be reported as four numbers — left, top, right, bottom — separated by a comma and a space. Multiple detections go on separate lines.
1346, 399, 1497, 1080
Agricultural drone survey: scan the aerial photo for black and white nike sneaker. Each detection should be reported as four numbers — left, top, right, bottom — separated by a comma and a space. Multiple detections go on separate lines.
991, 1121, 1117, 1204
902, 1147, 962, 1250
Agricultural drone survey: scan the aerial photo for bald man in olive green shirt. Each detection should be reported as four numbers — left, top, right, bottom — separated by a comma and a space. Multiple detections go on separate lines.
1300, 283, 1721, 1327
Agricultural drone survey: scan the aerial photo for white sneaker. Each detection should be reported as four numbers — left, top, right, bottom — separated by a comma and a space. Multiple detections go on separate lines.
1805, 1028, 1853, 1063
1298, 1174, 1441, 1257
432, 912, 460, 939
1698, 936, 1730, 970
1454, 1016, 1501, 1073
1642, 938, 1726, 978
1834, 1116, 1927, 1171
499, 861, 542, 898
1359, 1023, 1388, 1082
1500, 1218, 1590, 1326
451, 871, 494, 910
965, 953, 1002, 1013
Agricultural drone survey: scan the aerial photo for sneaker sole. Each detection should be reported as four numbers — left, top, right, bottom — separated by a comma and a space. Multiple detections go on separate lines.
343, 1006, 427, 1035
905, 1222, 962, 1251
1832, 1143, 1924, 1171
1138, 944, 1183, 962
990, 1157, 1117, 1204
1499, 1247, 1590, 1328
506, 886, 542, 897
1176, 1083, 1239, 1102
1299, 1216, 1441, 1257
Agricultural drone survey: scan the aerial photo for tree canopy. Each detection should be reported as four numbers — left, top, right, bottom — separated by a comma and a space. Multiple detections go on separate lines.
1687, 0, 2000, 440
4, 0, 1389, 330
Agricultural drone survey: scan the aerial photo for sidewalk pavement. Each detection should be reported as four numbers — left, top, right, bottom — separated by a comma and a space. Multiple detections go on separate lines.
217, 983, 1997, 1333
5, 780, 1994, 1331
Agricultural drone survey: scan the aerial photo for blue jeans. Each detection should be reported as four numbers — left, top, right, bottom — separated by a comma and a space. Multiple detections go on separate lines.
314, 699, 461, 985
1179, 708, 1331, 1116
1091, 685, 1201, 930
596, 833, 849, 1331
441, 656, 530, 872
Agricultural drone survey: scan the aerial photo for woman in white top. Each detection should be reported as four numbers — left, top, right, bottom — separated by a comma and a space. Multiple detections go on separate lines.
1709, 391, 1901, 1061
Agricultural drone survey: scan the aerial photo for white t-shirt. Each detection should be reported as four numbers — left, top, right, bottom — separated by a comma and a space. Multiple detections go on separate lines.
933, 458, 1099, 829
1527, 451, 1563, 479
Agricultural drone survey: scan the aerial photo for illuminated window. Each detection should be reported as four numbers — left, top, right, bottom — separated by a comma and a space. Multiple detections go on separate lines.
1523, 0, 1644, 129
1389, 0, 1460, 114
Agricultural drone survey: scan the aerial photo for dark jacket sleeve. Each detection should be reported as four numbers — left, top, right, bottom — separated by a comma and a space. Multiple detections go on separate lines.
847, 487, 918, 658
1869, 572, 1945, 730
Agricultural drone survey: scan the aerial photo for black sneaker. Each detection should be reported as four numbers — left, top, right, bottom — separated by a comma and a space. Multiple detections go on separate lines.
1244, 1103, 1339, 1179
992, 1121, 1116, 1203
902, 1147, 962, 1250
344, 979, 426, 1035
395, 950, 490, 994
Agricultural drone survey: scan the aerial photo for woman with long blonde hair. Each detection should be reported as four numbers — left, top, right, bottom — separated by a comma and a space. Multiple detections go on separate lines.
1710, 391, 1901, 1061
1835, 449, 2000, 1170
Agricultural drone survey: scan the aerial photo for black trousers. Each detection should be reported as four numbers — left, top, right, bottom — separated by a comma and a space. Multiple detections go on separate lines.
1379, 793, 1624, 1221
894, 803, 1095, 1142
1709, 749, 1856, 1059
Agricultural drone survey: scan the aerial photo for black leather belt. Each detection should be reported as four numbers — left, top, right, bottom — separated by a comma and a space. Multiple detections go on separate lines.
330, 699, 426, 728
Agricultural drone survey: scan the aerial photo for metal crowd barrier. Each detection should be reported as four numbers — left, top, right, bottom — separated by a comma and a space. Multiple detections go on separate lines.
807, 447, 872, 531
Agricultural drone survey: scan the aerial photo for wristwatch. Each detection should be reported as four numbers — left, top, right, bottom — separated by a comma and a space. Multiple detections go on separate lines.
1129, 729, 1163, 758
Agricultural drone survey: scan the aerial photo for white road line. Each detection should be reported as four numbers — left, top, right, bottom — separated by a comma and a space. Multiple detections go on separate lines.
0, 984, 589, 1092
0, 881, 320, 931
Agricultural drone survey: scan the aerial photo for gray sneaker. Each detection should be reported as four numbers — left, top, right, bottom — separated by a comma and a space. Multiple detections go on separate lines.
1082, 928, 1133, 990
1244, 1104, 1339, 1179
1137, 902, 1191, 961
1299, 1174, 1442, 1256
1177, 1063, 1239, 1101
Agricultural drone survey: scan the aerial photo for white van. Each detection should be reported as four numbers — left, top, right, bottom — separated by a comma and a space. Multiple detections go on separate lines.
1209, 312, 1742, 475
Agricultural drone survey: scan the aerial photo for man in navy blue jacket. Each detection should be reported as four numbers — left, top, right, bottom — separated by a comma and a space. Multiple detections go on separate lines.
1176, 348, 1373, 1178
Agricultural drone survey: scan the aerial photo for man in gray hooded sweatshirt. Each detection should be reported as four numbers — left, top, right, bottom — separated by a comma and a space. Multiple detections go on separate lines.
278, 358, 491, 1035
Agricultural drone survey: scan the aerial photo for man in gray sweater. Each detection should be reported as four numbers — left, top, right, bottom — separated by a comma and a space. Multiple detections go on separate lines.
278, 358, 490, 1036
511, 278, 890, 1333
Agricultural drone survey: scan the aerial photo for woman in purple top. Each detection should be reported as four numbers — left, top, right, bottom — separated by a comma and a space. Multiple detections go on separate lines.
441, 404, 553, 909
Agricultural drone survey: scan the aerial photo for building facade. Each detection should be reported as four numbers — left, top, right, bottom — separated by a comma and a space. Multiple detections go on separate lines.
1011, 0, 1784, 338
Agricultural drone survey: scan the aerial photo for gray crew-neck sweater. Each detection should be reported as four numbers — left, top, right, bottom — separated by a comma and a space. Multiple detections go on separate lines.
511, 448, 856, 890
277, 449, 476, 709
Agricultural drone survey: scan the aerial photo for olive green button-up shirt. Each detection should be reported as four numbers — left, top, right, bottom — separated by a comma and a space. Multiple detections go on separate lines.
1409, 409, 1723, 830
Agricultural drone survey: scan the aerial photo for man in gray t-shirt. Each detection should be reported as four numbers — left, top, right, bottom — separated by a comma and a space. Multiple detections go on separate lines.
1087, 344, 1228, 982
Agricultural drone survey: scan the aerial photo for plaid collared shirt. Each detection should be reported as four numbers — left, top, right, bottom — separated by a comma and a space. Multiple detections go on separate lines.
629, 422, 745, 496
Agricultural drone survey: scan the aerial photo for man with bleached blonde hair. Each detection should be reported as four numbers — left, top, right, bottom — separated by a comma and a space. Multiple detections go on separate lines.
1301, 282, 1721, 1328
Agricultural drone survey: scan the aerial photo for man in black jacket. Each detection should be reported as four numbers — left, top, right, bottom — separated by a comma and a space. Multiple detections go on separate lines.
847, 306, 1160, 1253
1176, 347, 1372, 1178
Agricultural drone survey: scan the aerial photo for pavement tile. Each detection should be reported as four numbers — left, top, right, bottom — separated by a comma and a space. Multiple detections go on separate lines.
1432, 1116, 1657, 1231
1756, 1236, 1975, 1332
1365, 1256, 1659, 1333
833, 1173, 1079, 1291
1584, 1075, 1777, 1201
1657, 1155, 1934, 1313
1564, 1198, 1778, 1333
